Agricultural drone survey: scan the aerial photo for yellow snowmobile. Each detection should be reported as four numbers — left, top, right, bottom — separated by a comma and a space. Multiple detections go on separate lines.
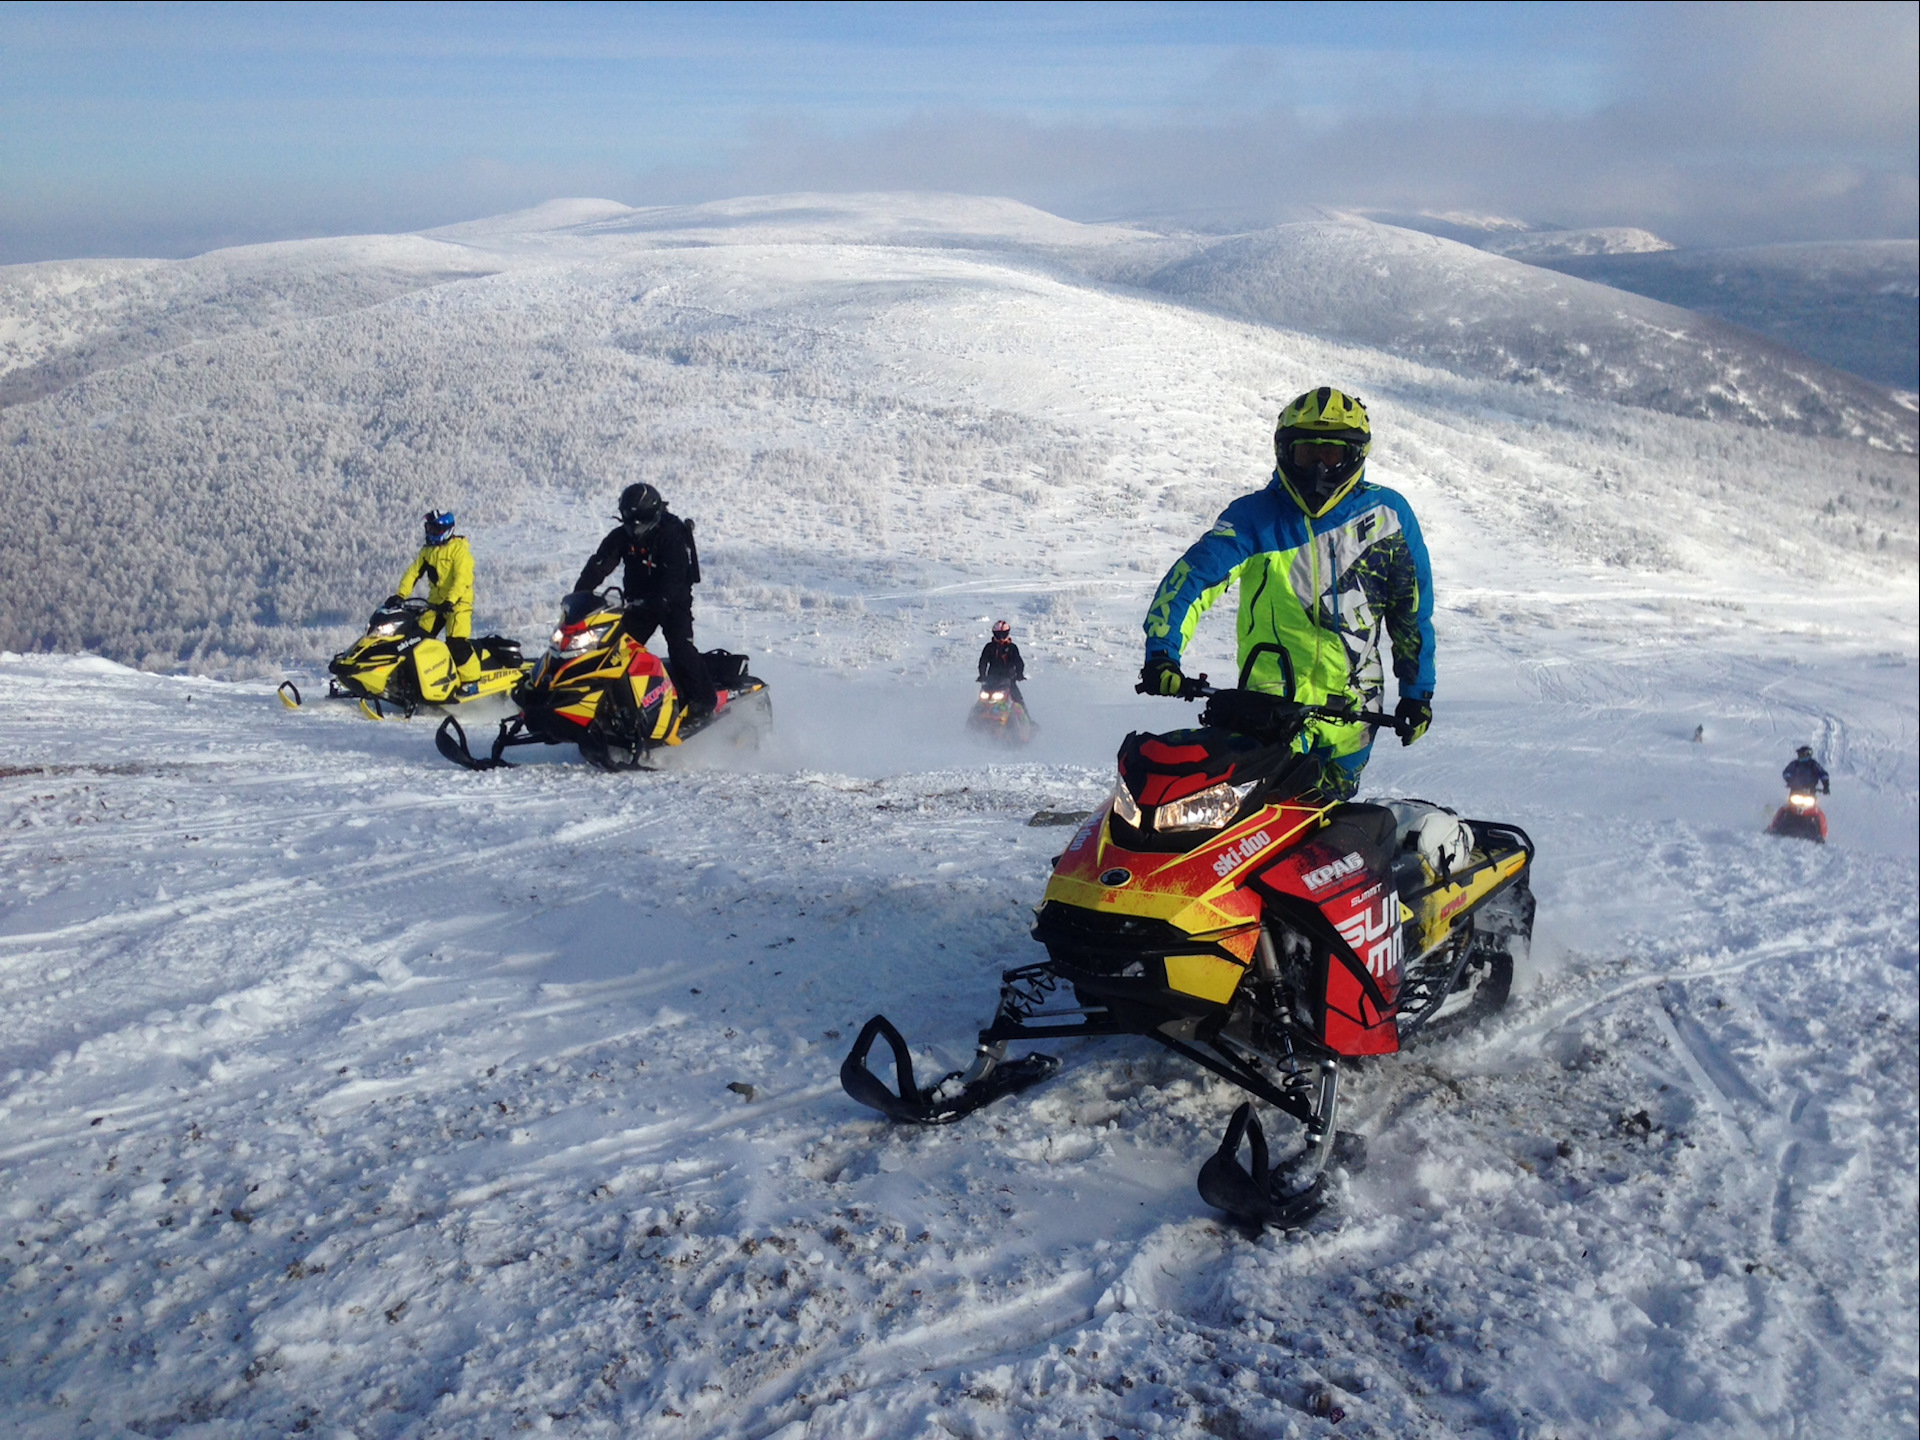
277, 597, 528, 720
434, 588, 771, 771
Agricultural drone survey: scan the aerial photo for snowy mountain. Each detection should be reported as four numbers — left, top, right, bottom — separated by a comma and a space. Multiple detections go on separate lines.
1, 193, 1916, 1439
1536, 241, 1920, 391
1, 195, 1912, 674
1360, 213, 1917, 390
1128, 220, 1913, 447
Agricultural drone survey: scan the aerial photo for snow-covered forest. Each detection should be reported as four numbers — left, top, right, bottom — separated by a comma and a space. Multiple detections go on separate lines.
1, 195, 1915, 1439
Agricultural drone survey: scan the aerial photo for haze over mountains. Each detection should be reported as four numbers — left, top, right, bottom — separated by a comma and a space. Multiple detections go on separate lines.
1, 194, 1912, 676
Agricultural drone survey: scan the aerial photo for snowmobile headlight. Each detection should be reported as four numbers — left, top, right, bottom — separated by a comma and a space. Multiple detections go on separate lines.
1788, 792, 1818, 813
554, 623, 612, 655
1111, 780, 1142, 829
1156, 780, 1257, 833
371, 621, 401, 637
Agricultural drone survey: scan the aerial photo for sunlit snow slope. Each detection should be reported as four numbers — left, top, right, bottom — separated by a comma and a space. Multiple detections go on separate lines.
1, 194, 1916, 1440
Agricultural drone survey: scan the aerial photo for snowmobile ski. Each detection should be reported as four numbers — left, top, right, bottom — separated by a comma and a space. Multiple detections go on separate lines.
435, 715, 512, 771
839, 1015, 1061, 1125
1196, 1097, 1367, 1230
277, 680, 302, 709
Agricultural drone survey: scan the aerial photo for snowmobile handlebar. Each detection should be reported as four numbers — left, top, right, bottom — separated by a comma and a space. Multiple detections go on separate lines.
1157, 675, 1412, 741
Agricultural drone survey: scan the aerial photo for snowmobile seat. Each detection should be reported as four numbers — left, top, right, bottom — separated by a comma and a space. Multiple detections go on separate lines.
702, 649, 750, 689
473, 635, 524, 669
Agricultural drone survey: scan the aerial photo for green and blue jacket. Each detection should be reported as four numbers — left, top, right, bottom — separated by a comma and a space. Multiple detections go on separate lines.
1144, 473, 1434, 757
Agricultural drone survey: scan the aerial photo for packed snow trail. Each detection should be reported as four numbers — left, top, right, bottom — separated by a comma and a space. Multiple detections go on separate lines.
2, 604, 1914, 1439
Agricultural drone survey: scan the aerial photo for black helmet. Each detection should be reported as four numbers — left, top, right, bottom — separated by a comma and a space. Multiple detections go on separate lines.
618, 482, 665, 535
1796, 745, 1814, 758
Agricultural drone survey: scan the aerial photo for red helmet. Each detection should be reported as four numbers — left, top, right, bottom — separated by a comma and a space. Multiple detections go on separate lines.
992, 619, 1011, 638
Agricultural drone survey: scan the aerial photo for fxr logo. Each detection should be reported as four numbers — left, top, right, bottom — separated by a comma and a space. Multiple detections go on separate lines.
1212, 829, 1274, 878
1302, 851, 1366, 891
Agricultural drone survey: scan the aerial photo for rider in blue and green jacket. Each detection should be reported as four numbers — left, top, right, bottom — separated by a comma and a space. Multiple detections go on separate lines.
1141, 387, 1435, 799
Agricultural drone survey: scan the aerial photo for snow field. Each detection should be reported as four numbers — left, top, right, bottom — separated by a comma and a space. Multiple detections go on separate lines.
1, 589, 1914, 1439
0, 193, 1915, 1438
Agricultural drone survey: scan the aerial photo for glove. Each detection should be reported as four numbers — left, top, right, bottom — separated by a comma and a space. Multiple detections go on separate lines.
1140, 658, 1188, 697
384, 594, 406, 608
1395, 696, 1432, 746
1820, 780, 1830, 795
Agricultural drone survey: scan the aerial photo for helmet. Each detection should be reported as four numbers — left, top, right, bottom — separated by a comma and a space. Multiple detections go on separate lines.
1796, 745, 1814, 757
618, 482, 665, 536
1275, 387, 1372, 517
992, 619, 1011, 638
424, 510, 455, 544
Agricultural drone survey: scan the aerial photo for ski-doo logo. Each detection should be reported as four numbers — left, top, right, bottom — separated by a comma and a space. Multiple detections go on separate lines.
1211, 829, 1273, 878
1301, 852, 1366, 891
1336, 890, 1402, 978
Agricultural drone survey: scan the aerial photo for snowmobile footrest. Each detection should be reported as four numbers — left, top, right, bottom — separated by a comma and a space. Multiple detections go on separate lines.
840, 1015, 1060, 1125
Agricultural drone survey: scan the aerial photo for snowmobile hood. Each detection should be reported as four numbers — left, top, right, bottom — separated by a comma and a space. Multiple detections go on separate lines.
1044, 798, 1328, 938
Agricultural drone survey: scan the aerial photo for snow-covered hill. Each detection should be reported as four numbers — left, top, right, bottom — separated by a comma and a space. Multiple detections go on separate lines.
1, 193, 1916, 1439
1130, 220, 1913, 445
0, 195, 1912, 673
1538, 241, 1920, 392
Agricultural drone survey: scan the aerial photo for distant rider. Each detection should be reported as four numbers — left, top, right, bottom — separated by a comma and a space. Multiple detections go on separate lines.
977, 620, 1026, 704
394, 510, 482, 690
1140, 387, 1435, 799
1782, 746, 1830, 796
574, 482, 716, 716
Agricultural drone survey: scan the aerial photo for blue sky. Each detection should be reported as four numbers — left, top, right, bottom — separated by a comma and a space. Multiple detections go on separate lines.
2, 2, 1914, 261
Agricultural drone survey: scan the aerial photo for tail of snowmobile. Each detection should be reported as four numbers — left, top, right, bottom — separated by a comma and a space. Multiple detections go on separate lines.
436, 588, 771, 772
841, 649, 1533, 1228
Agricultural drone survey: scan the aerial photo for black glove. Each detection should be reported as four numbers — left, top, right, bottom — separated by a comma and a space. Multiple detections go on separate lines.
1139, 658, 1192, 697
1820, 779, 1830, 795
1395, 696, 1432, 746
384, 594, 406, 608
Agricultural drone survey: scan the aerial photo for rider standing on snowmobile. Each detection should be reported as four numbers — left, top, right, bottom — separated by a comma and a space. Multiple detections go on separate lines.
574, 482, 717, 715
395, 510, 482, 689
977, 620, 1026, 704
1140, 387, 1434, 800
1783, 746, 1830, 795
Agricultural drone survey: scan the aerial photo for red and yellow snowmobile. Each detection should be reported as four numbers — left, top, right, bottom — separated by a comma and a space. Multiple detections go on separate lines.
967, 683, 1037, 745
434, 588, 771, 772
1767, 788, 1828, 844
276, 596, 528, 720
842, 646, 1534, 1227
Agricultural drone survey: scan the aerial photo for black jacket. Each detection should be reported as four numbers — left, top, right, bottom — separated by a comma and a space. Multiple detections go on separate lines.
978, 639, 1025, 683
1782, 756, 1829, 793
575, 513, 699, 608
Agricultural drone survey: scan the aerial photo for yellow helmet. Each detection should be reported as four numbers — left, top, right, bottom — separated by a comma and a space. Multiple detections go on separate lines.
1275, 387, 1372, 517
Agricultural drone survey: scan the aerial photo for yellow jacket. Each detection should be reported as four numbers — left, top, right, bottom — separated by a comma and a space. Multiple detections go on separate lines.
398, 536, 474, 639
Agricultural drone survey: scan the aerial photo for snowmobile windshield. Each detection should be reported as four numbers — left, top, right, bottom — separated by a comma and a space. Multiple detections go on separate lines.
558, 592, 606, 626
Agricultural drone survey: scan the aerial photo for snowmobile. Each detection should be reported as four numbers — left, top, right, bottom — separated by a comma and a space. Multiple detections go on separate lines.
277, 596, 528, 719
434, 587, 771, 772
967, 682, 1037, 745
1767, 787, 1828, 844
841, 645, 1534, 1228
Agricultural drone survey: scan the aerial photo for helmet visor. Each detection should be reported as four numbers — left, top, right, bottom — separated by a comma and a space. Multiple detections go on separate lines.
1289, 439, 1357, 468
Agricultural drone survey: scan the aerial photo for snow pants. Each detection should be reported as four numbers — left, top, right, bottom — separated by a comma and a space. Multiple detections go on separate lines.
624, 601, 716, 712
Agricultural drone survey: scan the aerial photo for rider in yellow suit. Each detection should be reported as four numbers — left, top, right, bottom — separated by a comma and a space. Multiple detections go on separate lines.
396, 510, 482, 686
